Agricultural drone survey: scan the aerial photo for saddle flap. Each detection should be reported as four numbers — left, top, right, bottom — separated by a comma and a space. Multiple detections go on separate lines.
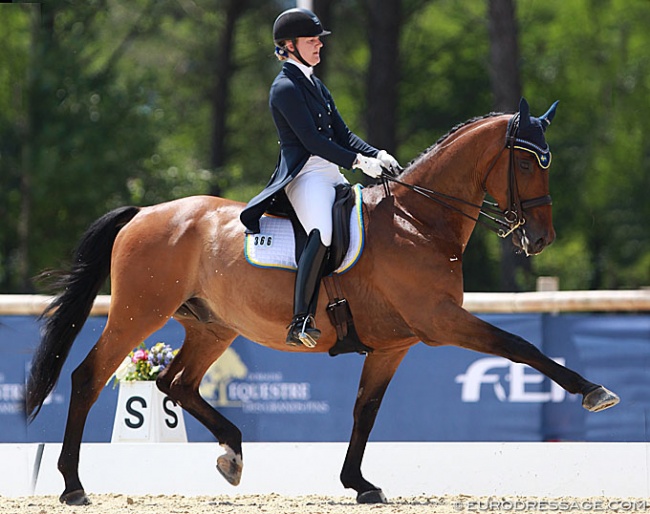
326, 183, 356, 275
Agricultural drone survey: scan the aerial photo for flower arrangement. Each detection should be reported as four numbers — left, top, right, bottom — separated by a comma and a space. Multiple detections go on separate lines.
110, 342, 178, 387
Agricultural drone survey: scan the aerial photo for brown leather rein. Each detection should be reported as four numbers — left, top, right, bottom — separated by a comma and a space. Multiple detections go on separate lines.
380, 113, 552, 238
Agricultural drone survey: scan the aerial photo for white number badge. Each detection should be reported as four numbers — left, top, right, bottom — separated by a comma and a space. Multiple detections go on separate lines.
253, 235, 273, 247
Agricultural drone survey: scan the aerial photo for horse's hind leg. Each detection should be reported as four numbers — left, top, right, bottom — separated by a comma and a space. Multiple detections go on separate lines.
428, 302, 619, 412
58, 315, 170, 505
156, 319, 243, 486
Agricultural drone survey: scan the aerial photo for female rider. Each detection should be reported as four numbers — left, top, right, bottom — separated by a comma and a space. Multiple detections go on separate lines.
240, 8, 400, 348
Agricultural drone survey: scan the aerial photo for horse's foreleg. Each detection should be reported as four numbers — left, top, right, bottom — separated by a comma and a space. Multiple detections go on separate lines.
341, 349, 408, 504
426, 302, 619, 412
156, 320, 243, 486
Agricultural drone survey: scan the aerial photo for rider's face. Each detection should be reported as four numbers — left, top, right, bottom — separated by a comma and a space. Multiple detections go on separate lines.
289, 36, 323, 66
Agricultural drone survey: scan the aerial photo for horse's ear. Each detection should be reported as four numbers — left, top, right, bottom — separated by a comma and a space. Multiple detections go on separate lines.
518, 97, 530, 128
539, 100, 559, 131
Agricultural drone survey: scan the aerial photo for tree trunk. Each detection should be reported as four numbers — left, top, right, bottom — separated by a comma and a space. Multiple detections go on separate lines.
312, 0, 333, 81
14, 4, 44, 292
365, 0, 400, 155
487, 0, 530, 291
209, 0, 247, 196
488, 0, 521, 113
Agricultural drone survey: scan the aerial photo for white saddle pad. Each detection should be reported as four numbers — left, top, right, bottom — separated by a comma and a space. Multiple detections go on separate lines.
244, 184, 364, 274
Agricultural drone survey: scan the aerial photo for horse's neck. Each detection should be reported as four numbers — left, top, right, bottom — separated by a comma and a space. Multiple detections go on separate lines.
413, 119, 502, 199
390, 118, 505, 248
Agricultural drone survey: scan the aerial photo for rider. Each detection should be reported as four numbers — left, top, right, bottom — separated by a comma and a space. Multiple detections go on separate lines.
239, 7, 400, 348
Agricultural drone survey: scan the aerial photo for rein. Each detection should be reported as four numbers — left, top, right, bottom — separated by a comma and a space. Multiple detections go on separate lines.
381, 114, 552, 238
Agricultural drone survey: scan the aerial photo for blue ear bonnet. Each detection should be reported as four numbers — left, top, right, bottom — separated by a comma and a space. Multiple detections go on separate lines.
516, 117, 551, 168
508, 98, 559, 169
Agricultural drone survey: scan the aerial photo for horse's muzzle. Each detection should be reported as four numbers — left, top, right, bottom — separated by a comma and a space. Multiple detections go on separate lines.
512, 225, 555, 256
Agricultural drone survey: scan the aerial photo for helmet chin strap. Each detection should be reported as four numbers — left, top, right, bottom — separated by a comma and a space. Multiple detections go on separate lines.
288, 39, 312, 67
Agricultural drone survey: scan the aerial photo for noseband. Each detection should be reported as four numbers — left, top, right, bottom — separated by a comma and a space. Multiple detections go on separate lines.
381, 113, 552, 238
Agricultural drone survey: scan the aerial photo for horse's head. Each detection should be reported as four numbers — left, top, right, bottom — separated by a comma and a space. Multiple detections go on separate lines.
484, 98, 558, 256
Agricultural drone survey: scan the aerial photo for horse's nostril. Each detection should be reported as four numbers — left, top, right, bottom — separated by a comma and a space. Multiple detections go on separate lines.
532, 236, 554, 254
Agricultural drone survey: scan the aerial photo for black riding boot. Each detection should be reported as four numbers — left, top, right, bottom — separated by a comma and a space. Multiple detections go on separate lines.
286, 229, 328, 348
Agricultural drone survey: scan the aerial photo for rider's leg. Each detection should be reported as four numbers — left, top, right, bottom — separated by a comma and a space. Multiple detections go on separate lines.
286, 229, 328, 347
284, 159, 344, 347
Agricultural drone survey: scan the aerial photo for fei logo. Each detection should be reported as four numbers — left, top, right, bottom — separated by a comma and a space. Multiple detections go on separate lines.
455, 357, 566, 403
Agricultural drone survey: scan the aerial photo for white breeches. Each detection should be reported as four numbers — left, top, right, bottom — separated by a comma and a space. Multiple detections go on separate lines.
284, 155, 348, 246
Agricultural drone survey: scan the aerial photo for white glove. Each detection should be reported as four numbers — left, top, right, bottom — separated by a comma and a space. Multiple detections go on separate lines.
377, 150, 400, 173
353, 154, 383, 178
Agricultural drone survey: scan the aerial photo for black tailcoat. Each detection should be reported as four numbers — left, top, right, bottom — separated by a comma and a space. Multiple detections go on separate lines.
240, 62, 378, 234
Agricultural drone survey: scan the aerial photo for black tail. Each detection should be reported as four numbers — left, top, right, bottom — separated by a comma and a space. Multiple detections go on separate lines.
25, 206, 140, 421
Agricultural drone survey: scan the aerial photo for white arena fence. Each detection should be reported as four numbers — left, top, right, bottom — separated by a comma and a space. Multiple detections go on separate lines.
2, 441, 650, 498
1, 290, 649, 316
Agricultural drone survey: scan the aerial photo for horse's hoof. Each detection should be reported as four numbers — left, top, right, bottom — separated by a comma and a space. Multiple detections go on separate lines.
216, 445, 243, 486
582, 386, 620, 412
59, 489, 90, 505
357, 489, 387, 504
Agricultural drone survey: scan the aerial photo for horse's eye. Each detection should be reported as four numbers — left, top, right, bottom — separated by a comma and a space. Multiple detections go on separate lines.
519, 159, 531, 172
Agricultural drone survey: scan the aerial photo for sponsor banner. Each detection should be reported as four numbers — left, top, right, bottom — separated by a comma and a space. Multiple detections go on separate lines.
0, 313, 648, 443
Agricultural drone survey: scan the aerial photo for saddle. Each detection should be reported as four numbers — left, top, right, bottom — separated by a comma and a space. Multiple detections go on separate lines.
245, 183, 364, 273
246, 183, 373, 357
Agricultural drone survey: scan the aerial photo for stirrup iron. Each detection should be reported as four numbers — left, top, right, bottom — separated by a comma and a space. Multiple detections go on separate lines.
287, 314, 319, 348
297, 315, 318, 348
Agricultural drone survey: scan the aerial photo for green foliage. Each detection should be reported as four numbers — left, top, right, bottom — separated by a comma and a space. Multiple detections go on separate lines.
1, 0, 648, 292
399, 0, 492, 161
223, 3, 287, 197
520, 0, 650, 289
0, 5, 31, 288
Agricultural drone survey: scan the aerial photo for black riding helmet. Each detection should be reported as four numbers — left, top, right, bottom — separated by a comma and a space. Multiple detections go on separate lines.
273, 8, 330, 66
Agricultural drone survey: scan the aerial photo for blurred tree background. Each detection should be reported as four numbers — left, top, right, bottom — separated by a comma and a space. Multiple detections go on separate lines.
1, 0, 648, 293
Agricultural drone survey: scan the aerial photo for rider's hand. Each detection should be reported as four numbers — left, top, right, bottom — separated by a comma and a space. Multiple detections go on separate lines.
353, 154, 383, 179
377, 150, 400, 174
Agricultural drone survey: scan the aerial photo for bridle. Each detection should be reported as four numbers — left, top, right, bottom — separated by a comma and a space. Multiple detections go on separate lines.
380, 113, 553, 238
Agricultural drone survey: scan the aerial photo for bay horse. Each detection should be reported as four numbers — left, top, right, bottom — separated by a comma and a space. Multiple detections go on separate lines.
26, 98, 619, 506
